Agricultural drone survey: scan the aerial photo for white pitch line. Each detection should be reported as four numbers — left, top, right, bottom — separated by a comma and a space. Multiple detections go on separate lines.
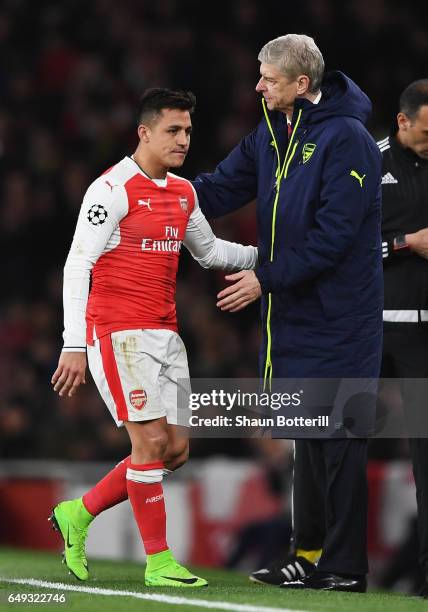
0, 577, 307, 612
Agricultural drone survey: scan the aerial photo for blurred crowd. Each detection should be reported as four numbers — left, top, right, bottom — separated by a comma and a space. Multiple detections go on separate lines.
1, 0, 427, 460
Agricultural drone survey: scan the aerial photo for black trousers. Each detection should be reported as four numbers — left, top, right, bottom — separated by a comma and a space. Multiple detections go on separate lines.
292, 322, 428, 573
382, 322, 428, 571
293, 438, 368, 575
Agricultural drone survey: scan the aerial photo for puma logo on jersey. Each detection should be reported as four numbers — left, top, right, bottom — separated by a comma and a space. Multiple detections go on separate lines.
350, 169, 366, 188
105, 180, 116, 191
138, 198, 152, 211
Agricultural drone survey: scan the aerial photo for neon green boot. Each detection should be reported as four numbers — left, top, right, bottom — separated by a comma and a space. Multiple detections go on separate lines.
50, 498, 94, 581
145, 549, 208, 587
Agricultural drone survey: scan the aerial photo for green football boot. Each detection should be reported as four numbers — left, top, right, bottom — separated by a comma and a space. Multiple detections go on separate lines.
50, 498, 94, 581
145, 549, 208, 587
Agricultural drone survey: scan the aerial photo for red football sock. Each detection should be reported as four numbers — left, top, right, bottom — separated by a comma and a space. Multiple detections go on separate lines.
82, 456, 130, 516
126, 461, 168, 555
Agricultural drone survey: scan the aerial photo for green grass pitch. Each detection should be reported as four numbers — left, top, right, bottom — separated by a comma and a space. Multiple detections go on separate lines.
0, 547, 426, 612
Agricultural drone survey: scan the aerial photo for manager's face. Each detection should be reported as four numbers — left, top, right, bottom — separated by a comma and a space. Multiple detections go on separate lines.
255, 62, 300, 114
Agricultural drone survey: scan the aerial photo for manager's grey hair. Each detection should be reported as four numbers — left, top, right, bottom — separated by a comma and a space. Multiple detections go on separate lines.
258, 34, 324, 93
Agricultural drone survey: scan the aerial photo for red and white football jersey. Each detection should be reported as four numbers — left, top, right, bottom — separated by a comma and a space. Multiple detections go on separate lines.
62, 156, 257, 350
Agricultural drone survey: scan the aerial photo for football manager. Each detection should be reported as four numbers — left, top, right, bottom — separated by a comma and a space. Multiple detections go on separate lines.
194, 33, 383, 592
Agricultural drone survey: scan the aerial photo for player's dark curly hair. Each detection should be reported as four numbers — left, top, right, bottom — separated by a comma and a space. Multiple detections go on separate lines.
137, 88, 196, 125
399, 79, 428, 120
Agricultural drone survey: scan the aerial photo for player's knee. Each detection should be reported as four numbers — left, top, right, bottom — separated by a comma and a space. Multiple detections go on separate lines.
132, 431, 169, 460
148, 432, 169, 458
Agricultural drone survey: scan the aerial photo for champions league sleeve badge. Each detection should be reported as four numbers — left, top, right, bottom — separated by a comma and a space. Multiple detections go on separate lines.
87, 204, 108, 225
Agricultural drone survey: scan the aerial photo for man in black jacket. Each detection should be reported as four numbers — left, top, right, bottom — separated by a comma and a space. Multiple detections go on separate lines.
251, 78, 428, 596
378, 78, 428, 596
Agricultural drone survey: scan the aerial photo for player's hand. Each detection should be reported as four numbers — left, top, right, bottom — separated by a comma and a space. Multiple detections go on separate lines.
406, 228, 428, 259
51, 352, 87, 397
216, 270, 262, 312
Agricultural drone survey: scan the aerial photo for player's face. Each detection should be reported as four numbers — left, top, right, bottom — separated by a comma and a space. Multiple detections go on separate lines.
146, 109, 192, 169
398, 106, 428, 159
256, 63, 300, 114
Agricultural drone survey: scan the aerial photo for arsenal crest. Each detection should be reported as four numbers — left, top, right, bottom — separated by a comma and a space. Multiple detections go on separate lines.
302, 143, 316, 164
129, 389, 147, 410
179, 196, 188, 212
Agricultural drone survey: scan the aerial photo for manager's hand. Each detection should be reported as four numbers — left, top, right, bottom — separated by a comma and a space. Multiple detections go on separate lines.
217, 270, 262, 312
52, 351, 87, 397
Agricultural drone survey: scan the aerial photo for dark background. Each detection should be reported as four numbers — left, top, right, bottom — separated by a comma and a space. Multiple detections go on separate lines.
1, 0, 427, 460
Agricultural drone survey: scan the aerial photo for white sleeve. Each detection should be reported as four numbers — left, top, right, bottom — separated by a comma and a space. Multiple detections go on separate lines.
183, 189, 258, 271
62, 178, 128, 351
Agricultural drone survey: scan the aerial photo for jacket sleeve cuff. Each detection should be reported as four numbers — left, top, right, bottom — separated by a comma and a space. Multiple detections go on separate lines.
255, 263, 273, 294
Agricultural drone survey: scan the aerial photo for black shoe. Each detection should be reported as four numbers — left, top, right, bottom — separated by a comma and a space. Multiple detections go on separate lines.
280, 571, 366, 593
250, 555, 316, 586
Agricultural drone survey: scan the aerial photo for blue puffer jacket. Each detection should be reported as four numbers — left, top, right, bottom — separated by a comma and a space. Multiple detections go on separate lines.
194, 71, 383, 381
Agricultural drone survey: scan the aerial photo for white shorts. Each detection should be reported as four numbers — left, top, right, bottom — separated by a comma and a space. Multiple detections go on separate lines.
87, 329, 190, 427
